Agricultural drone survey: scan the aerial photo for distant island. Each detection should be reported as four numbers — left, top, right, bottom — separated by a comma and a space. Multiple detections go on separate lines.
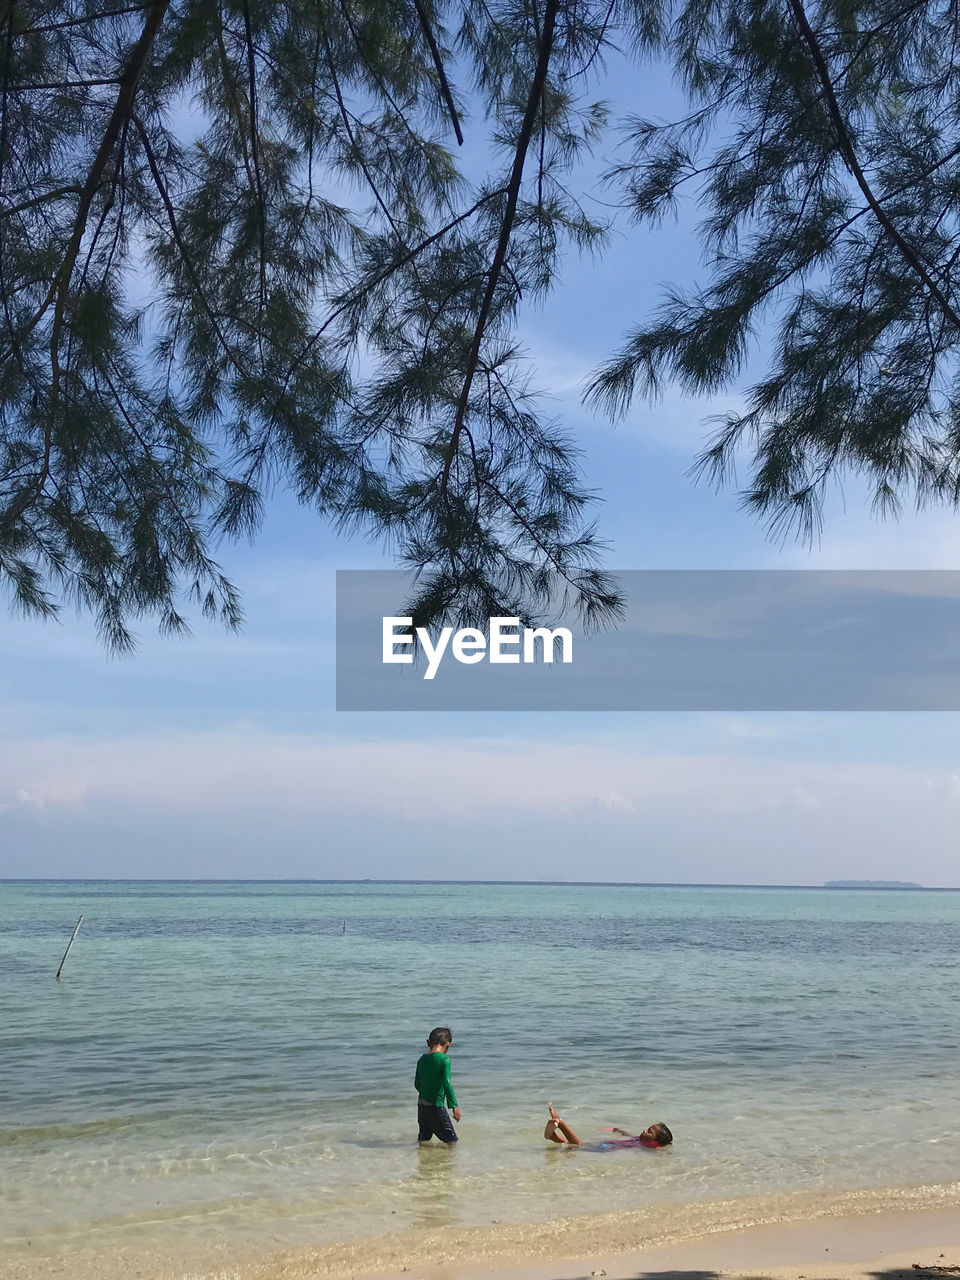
824, 879, 923, 889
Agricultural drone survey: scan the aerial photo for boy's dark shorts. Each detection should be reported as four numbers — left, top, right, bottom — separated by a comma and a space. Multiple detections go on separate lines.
417, 1100, 458, 1143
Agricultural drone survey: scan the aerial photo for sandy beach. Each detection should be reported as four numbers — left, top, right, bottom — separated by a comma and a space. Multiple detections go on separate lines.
260, 1205, 960, 1280
2, 1189, 958, 1280
376, 1207, 960, 1280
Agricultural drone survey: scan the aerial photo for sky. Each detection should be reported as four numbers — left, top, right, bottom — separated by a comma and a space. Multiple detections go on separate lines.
4, 48, 960, 885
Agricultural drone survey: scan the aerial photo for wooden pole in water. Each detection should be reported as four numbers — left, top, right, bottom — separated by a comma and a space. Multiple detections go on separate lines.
56, 915, 83, 981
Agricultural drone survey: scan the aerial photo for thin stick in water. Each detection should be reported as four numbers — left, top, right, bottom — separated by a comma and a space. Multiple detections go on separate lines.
55, 914, 83, 981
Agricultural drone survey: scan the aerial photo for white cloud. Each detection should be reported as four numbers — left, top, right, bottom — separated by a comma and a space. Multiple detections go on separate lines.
592, 791, 638, 815
778, 503, 960, 572
525, 335, 751, 455
5, 724, 960, 883
13, 781, 88, 811
0, 726, 955, 833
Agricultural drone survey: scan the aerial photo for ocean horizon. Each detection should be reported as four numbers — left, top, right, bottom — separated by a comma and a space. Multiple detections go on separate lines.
4, 877, 957, 888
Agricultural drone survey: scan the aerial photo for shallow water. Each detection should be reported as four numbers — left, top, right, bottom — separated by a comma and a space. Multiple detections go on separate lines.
2, 881, 959, 1260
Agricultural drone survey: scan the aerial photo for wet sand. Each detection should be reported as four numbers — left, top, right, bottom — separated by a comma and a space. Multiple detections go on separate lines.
1, 1187, 958, 1280
376, 1206, 960, 1280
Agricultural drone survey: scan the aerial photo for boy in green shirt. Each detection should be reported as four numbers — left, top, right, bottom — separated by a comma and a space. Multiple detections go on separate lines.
414, 1026, 461, 1143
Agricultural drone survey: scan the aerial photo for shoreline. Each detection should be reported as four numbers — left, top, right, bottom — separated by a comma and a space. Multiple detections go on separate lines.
2, 1182, 958, 1280
280, 1184, 960, 1280
370, 1207, 960, 1280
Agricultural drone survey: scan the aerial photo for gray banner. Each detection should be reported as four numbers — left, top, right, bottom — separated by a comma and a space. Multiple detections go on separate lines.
336, 570, 960, 710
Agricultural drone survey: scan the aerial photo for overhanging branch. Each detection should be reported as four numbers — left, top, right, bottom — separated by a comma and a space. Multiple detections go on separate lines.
440, 0, 560, 505
788, 0, 960, 331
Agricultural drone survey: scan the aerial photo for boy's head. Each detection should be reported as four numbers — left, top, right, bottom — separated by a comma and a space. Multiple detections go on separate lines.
427, 1026, 452, 1050
641, 1122, 673, 1146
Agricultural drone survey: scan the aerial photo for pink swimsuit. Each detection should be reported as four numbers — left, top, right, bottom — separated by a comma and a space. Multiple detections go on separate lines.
587, 1134, 659, 1151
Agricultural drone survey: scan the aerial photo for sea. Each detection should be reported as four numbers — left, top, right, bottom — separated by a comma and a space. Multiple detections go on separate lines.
2, 880, 959, 1270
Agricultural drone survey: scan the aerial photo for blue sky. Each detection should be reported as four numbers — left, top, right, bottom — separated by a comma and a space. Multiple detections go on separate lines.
4, 50, 960, 884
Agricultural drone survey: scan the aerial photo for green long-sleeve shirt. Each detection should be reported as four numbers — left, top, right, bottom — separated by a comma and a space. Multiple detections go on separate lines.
414, 1050, 458, 1107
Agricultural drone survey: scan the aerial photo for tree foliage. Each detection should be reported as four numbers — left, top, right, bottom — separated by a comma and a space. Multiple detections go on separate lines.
1, 0, 636, 646
7, 0, 960, 649
589, 0, 960, 539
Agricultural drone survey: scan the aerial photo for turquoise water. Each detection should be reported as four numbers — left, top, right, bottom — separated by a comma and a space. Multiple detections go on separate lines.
2, 880, 960, 1260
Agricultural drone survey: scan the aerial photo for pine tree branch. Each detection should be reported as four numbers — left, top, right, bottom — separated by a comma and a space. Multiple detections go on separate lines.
285, 188, 506, 390
1, 185, 83, 219
481, 471, 589, 593
787, 0, 960, 331
215, 18, 257, 192
411, 0, 463, 145
319, 28, 400, 233
834, 0, 930, 87
565, 0, 616, 80
240, 0, 268, 345
97, 360, 213, 558
333, 0, 424, 149
0, 0, 22, 372
26, 0, 170, 505
132, 115, 248, 381
74, 118, 128, 308
440, 0, 559, 503
16, 4, 156, 37
5, 78, 124, 92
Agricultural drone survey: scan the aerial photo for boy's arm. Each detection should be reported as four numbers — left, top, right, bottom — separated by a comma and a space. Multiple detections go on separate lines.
442, 1053, 460, 1113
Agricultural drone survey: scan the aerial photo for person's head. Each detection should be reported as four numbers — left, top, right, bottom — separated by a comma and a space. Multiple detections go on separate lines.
427, 1026, 452, 1051
641, 1123, 673, 1146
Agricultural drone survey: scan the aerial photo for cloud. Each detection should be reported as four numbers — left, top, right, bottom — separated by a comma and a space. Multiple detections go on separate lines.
592, 791, 638, 815
15, 788, 46, 811
5, 724, 960, 884
13, 781, 88, 811
0, 726, 956, 832
524, 332, 751, 455
778, 502, 960, 572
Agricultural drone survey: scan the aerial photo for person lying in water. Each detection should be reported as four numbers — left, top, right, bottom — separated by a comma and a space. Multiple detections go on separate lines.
543, 1103, 672, 1149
